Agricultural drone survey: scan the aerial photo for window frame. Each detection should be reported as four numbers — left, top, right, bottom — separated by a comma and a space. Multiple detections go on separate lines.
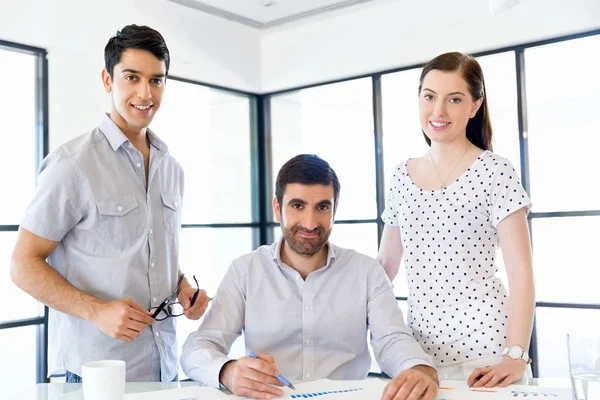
0, 39, 49, 383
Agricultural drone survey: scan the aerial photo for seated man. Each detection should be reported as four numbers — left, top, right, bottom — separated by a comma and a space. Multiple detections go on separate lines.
181, 154, 438, 400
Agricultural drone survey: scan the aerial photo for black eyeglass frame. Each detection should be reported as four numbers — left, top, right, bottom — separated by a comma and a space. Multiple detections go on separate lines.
151, 274, 184, 320
151, 274, 198, 320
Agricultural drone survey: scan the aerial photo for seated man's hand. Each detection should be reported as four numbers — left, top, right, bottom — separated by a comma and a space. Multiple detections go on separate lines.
219, 352, 285, 399
91, 297, 155, 342
381, 365, 439, 400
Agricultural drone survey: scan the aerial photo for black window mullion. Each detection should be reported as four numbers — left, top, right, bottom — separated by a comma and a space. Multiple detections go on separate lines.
34, 45, 50, 385
515, 47, 540, 378
256, 95, 273, 247
372, 75, 385, 244
515, 48, 531, 196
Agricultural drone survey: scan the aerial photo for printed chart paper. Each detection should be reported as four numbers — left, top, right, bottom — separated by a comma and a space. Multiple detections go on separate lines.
228, 378, 389, 399
437, 380, 572, 400
123, 385, 229, 400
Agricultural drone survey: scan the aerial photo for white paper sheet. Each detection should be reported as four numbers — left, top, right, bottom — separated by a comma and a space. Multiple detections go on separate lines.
120, 379, 571, 400
227, 378, 389, 399
437, 379, 572, 400
123, 385, 229, 400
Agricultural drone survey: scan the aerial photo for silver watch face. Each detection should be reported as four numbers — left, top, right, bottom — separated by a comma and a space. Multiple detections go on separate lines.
508, 346, 523, 358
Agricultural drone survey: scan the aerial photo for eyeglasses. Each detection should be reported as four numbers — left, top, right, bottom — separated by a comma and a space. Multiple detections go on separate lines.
150, 274, 200, 321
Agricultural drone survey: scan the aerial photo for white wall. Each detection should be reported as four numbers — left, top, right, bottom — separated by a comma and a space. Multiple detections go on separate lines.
260, 0, 600, 92
0, 0, 261, 149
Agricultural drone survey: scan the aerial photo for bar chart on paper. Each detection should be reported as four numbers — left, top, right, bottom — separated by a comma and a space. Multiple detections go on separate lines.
289, 387, 364, 398
436, 380, 572, 400
229, 378, 389, 399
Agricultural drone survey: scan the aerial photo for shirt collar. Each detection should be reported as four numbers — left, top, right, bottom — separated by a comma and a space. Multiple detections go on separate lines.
271, 236, 337, 271
99, 113, 169, 153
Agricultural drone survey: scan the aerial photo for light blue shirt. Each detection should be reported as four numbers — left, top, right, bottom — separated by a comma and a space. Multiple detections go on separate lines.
21, 114, 184, 381
181, 239, 434, 387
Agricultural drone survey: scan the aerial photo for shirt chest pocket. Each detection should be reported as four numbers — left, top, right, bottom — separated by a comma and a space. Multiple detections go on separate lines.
161, 193, 181, 235
96, 195, 144, 243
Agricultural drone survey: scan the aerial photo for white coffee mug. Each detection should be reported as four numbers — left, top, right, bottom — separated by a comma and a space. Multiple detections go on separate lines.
81, 360, 126, 400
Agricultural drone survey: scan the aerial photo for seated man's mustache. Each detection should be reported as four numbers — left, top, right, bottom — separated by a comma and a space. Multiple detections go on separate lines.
293, 226, 322, 234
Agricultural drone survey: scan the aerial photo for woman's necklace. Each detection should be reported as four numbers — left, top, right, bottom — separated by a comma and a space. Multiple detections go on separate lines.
428, 145, 470, 191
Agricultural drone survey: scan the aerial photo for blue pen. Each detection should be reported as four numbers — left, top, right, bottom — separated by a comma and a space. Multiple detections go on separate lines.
249, 351, 295, 390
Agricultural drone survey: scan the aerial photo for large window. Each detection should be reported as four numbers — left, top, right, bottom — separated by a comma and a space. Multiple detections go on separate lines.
525, 35, 600, 212
270, 78, 377, 223
269, 78, 378, 258
152, 80, 254, 224
150, 78, 257, 379
524, 34, 600, 376
0, 41, 48, 396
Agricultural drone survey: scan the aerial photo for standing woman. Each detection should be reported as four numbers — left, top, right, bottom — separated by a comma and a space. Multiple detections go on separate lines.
377, 52, 535, 387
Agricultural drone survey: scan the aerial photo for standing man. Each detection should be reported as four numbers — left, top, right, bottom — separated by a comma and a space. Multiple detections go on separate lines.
11, 25, 209, 382
181, 154, 439, 400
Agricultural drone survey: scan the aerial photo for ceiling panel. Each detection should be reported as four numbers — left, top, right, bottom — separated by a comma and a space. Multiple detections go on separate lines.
168, 0, 376, 28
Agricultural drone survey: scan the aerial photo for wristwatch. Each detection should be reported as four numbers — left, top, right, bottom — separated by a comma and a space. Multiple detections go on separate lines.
503, 345, 532, 364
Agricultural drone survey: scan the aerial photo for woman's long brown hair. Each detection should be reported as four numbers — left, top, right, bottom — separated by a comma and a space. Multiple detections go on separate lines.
418, 52, 493, 151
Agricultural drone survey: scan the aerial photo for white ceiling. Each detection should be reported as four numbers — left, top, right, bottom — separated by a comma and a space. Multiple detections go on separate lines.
168, 0, 376, 28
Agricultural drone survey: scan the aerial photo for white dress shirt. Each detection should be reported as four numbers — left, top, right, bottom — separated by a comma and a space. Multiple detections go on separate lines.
181, 239, 434, 387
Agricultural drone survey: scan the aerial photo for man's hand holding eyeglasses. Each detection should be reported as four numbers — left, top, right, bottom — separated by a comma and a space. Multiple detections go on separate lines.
90, 297, 155, 342
179, 275, 210, 320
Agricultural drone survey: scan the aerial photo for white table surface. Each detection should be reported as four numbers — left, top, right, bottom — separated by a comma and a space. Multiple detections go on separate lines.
4, 382, 202, 400
6, 378, 572, 400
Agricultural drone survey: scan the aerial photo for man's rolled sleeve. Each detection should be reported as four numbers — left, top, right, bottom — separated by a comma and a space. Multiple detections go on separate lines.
21, 153, 83, 242
397, 357, 437, 375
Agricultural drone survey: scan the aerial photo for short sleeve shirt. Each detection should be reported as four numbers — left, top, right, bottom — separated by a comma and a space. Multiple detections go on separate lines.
21, 114, 184, 381
382, 150, 531, 366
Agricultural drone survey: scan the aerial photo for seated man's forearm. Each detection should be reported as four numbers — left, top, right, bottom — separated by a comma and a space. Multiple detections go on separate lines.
181, 332, 234, 386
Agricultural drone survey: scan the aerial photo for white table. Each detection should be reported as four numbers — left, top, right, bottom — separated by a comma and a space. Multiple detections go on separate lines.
6, 378, 572, 400
5, 382, 202, 400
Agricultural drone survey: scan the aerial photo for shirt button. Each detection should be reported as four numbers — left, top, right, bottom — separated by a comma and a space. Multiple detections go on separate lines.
305, 339, 311, 344
136, 162, 142, 168
174, 202, 178, 207
155, 332, 160, 337
304, 305, 311, 310
117, 205, 123, 212
295, 275, 301, 280
147, 194, 150, 200
151, 261, 155, 268
305, 373, 311, 379
149, 228, 153, 234
128, 144, 133, 149
153, 297, 157, 302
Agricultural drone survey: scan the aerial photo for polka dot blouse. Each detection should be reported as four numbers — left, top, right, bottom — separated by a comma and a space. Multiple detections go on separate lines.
382, 150, 532, 366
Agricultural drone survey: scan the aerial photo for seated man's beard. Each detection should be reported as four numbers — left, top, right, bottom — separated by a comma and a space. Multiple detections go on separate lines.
282, 225, 331, 256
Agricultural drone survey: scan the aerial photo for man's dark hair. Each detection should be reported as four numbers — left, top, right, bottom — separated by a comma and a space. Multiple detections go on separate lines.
275, 154, 340, 209
104, 24, 170, 78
